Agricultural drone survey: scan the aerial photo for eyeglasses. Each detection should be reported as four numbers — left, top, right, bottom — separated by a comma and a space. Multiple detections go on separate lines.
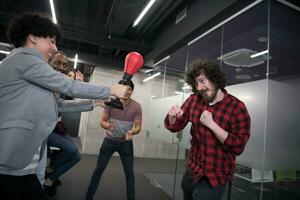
195, 77, 208, 85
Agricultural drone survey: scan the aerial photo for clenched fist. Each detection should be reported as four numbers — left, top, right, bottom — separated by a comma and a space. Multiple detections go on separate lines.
167, 105, 183, 124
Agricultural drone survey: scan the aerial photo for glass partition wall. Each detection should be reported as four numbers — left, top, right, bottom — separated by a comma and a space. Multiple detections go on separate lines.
143, 0, 300, 199
142, 47, 188, 199
264, 1, 300, 199
221, 1, 269, 199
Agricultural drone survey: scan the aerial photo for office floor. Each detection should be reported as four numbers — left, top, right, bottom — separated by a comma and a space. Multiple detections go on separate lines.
54, 155, 185, 200
52, 140, 300, 200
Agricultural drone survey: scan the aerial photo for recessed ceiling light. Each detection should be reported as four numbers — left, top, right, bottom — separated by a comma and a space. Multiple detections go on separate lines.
218, 48, 267, 68
235, 74, 251, 80
235, 68, 242, 73
257, 37, 267, 42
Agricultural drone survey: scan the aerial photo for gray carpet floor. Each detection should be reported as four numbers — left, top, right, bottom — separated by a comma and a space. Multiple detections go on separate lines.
53, 154, 186, 200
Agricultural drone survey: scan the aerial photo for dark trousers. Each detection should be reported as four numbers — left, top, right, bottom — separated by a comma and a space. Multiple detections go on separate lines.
47, 132, 81, 182
181, 171, 227, 200
0, 174, 50, 200
86, 138, 135, 200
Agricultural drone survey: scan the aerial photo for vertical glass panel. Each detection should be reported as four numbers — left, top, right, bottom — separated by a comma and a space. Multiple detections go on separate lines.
263, 1, 300, 199
143, 46, 188, 199
165, 46, 189, 200
188, 27, 223, 64
222, 1, 269, 199
183, 27, 223, 150
147, 60, 167, 99
221, 2, 268, 85
165, 46, 189, 97
146, 59, 174, 143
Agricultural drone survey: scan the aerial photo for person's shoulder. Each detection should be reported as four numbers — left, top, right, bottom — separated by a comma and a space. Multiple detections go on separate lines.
186, 93, 199, 102
189, 93, 197, 98
11, 48, 44, 64
13, 47, 42, 57
227, 93, 242, 102
130, 99, 142, 111
226, 93, 248, 109
131, 99, 140, 106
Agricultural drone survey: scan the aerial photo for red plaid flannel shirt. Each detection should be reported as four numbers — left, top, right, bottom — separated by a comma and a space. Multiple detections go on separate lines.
165, 90, 251, 188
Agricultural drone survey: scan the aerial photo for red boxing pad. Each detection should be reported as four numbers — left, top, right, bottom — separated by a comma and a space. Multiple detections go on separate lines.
123, 52, 144, 76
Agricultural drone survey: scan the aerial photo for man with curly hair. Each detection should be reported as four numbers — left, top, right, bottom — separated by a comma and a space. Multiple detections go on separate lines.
164, 59, 251, 200
0, 12, 128, 199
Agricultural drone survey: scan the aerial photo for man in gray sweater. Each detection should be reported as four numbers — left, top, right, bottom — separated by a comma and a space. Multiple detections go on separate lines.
0, 12, 128, 200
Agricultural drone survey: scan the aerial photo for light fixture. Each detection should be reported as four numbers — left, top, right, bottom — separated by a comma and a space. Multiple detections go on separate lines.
133, 0, 156, 27
175, 91, 184, 95
143, 72, 161, 82
49, 0, 57, 24
153, 56, 170, 67
144, 69, 155, 73
250, 50, 269, 58
218, 48, 269, 68
73, 54, 78, 69
0, 50, 10, 55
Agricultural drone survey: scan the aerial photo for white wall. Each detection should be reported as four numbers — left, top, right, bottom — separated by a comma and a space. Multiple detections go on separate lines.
79, 66, 185, 159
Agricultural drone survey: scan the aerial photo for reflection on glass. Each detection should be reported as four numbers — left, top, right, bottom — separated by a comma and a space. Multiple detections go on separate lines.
143, 54, 187, 199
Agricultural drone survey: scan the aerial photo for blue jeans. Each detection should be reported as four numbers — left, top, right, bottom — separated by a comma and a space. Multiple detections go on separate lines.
86, 138, 135, 200
47, 132, 81, 182
181, 171, 226, 200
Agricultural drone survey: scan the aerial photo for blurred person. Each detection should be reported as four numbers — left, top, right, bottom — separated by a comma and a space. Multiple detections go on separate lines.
48, 50, 68, 73
86, 80, 142, 200
164, 60, 251, 200
66, 68, 84, 81
66, 68, 76, 80
0, 12, 127, 200
41, 50, 106, 196
48, 50, 83, 81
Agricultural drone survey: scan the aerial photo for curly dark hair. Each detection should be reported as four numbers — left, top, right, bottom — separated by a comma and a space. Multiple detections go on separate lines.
6, 12, 62, 48
186, 59, 226, 93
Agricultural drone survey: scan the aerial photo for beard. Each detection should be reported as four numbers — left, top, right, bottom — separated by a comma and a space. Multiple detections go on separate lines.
198, 89, 217, 105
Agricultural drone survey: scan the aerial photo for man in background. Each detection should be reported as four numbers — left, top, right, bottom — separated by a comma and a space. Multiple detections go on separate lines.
86, 80, 142, 200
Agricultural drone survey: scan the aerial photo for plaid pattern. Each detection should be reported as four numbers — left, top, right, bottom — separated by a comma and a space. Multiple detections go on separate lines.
165, 89, 251, 188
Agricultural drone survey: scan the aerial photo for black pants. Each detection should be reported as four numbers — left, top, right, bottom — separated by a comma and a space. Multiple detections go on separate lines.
86, 138, 135, 200
181, 171, 227, 200
0, 174, 50, 200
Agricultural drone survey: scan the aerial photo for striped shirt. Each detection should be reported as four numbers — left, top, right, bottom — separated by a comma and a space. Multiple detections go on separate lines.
165, 89, 251, 188
4, 147, 41, 176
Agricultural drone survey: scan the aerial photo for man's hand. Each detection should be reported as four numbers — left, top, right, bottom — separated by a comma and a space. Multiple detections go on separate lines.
125, 130, 134, 141
167, 105, 183, 125
75, 71, 84, 81
110, 84, 129, 98
106, 122, 116, 132
200, 110, 214, 128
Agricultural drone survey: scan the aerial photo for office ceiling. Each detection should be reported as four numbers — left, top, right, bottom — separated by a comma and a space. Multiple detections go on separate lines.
0, 0, 189, 68
0, 0, 299, 85
154, 0, 300, 84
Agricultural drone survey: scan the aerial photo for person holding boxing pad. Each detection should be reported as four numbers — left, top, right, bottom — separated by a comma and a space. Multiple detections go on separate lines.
0, 12, 128, 200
